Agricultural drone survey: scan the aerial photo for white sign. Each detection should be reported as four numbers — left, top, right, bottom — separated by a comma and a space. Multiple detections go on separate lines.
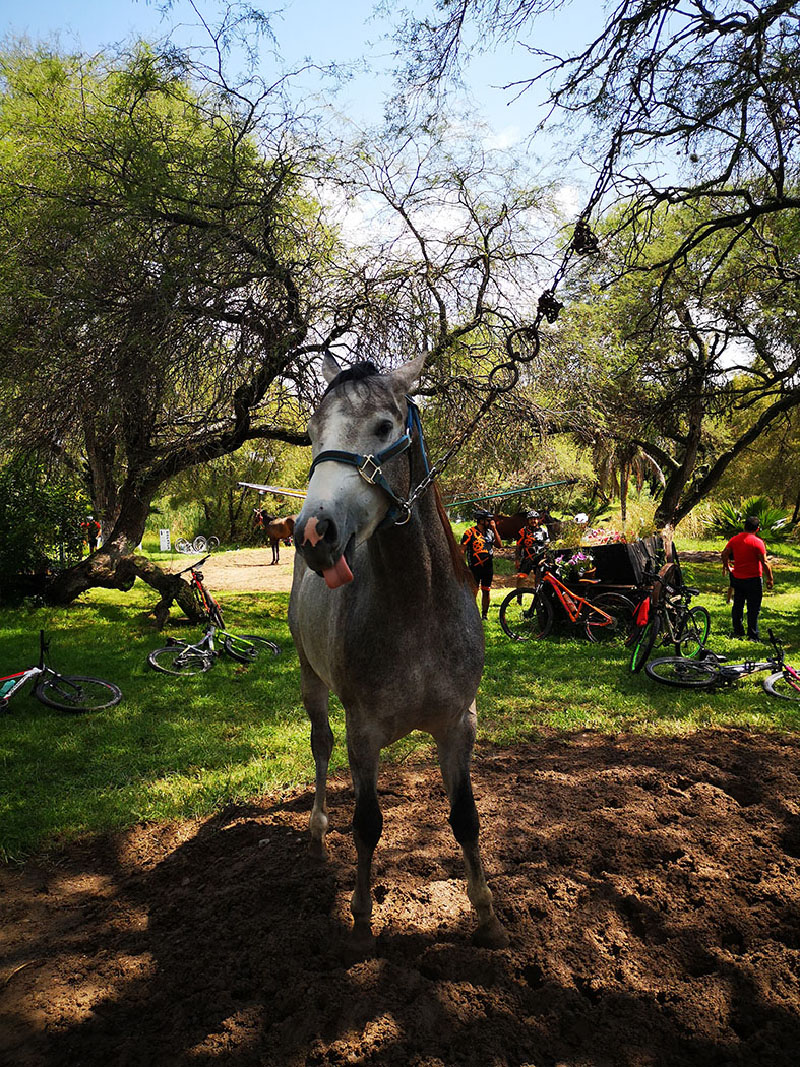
159, 528, 171, 552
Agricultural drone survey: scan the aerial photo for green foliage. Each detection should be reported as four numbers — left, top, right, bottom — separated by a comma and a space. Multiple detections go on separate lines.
709, 496, 793, 542
0, 455, 87, 582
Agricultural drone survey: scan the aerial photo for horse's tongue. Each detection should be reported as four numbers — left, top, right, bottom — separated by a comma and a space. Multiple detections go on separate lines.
323, 554, 354, 589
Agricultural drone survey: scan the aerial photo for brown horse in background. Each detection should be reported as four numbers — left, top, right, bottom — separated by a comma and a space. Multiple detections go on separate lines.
265, 515, 296, 564
493, 511, 562, 542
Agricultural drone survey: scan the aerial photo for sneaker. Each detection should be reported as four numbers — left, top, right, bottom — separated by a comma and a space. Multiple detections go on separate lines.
481, 613, 489, 620
731, 630, 745, 638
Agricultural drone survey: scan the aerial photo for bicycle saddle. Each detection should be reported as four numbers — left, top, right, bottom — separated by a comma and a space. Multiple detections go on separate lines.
699, 648, 727, 663
684, 586, 700, 596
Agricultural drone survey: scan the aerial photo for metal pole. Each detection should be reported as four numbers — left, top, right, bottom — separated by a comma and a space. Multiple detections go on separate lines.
445, 478, 578, 510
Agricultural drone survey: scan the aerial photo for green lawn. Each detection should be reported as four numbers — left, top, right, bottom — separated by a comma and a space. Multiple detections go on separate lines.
1, 539, 799, 860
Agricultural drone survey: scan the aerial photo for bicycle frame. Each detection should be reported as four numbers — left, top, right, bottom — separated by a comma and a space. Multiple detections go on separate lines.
1, 633, 87, 707
539, 570, 616, 629
702, 630, 798, 686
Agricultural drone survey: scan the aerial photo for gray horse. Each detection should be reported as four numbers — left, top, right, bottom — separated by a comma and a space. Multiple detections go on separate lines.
288, 353, 508, 953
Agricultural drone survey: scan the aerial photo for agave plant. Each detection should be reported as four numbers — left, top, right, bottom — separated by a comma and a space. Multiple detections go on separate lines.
708, 496, 792, 541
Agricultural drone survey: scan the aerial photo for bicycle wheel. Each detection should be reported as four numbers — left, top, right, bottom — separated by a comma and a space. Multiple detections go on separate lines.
208, 536, 220, 550
763, 669, 800, 702
629, 614, 662, 673
193, 535, 208, 552
498, 588, 554, 641
676, 605, 711, 657
148, 645, 213, 675
583, 592, 635, 644
223, 634, 281, 662
645, 657, 720, 688
175, 538, 192, 554
35, 674, 122, 712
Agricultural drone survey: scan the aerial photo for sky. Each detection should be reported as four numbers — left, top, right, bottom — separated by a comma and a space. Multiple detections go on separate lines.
1, 0, 605, 156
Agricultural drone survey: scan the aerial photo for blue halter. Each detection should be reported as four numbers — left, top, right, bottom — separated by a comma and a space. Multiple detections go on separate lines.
308, 397, 431, 527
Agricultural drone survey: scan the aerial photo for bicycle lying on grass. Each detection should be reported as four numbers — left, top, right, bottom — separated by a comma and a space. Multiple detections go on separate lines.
148, 555, 280, 675
644, 629, 800, 700
1, 631, 122, 712
498, 553, 635, 643
175, 535, 220, 554
628, 560, 710, 672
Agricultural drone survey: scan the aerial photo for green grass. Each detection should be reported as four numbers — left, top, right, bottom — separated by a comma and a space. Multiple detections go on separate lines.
2, 540, 799, 860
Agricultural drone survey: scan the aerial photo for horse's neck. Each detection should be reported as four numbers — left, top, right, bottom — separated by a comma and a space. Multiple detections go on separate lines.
367, 477, 460, 605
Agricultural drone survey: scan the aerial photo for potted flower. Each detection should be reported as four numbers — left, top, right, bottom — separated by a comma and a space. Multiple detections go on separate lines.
558, 550, 595, 582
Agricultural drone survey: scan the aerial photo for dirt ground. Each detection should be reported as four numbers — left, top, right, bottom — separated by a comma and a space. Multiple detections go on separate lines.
165, 547, 297, 593
2, 729, 800, 1067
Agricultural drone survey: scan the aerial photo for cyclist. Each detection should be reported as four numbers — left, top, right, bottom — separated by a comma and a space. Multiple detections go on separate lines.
721, 516, 774, 640
461, 509, 502, 620
515, 510, 549, 591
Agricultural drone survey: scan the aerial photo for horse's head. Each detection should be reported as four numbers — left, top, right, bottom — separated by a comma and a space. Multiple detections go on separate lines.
294, 353, 425, 589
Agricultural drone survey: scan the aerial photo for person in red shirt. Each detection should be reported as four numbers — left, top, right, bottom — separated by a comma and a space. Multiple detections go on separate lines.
721, 516, 774, 639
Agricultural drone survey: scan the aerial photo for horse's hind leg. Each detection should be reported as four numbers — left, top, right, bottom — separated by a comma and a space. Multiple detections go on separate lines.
346, 728, 382, 955
436, 705, 509, 949
300, 661, 333, 859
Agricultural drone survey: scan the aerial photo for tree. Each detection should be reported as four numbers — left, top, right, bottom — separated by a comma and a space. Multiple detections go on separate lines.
556, 201, 800, 528
0, 41, 552, 608
398, 1, 800, 291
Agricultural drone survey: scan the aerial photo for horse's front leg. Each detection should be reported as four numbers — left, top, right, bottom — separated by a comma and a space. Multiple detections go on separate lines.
436, 704, 509, 949
300, 660, 333, 859
347, 727, 382, 956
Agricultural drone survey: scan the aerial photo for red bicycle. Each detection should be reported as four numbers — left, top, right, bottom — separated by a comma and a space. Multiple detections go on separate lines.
498, 554, 635, 642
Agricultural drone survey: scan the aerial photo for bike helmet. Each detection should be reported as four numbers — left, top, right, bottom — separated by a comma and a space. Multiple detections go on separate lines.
474, 508, 493, 520
526, 510, 540, 520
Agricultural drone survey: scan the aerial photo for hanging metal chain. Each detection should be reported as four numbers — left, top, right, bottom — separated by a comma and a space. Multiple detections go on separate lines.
404, 136, 622, 510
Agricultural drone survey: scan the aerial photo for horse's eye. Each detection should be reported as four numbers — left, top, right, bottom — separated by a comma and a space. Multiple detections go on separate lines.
374, 419, 393, 439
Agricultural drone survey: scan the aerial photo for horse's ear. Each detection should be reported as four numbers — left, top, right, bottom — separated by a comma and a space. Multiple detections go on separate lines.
322, 353, 342, 385
390, 353, 426, 395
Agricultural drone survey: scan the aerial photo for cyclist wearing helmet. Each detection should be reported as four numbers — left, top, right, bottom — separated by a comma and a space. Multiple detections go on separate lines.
461, 509, 502, 619
515, 510, 549, 590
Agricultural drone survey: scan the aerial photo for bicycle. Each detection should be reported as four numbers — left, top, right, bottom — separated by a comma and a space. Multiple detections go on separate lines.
175, 535, 220, 554
148, 555, 280, 674
628, 560, 711, 672
645, 629, 800, 700
498, 553, 635, 643
0, 631, 122, 713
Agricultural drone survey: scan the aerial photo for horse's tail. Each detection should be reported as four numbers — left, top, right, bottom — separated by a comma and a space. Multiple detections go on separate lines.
434, 485, 472, 586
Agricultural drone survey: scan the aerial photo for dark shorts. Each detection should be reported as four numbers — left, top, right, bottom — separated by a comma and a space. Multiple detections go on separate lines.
469, 560, 494, 590
517, 557, 537, 576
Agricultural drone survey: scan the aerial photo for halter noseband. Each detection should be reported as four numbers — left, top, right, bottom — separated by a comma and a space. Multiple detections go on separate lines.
307, 397, 431, 527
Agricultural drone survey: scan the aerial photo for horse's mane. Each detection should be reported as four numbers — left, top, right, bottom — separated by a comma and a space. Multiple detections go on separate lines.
434, 484, 472, 586
322, 361, 380, 398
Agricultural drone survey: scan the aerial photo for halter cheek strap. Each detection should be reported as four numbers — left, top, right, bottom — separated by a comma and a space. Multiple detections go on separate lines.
307, 398, 431, 527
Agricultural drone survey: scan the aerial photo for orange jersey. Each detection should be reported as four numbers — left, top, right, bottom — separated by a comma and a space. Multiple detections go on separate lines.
461, 526, 496, 567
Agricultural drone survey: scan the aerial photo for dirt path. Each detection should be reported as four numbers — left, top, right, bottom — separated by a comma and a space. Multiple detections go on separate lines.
164, 547, 297, 593
2, 730, 800, 1066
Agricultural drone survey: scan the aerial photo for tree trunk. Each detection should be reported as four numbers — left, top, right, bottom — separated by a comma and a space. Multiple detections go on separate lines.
46, 482, 152, 604
130, 555, 206, 629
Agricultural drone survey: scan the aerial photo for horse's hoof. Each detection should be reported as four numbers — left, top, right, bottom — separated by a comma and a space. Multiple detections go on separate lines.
346, 923, 376, 962
472, 916, 510, 949
308, 838, 328, 860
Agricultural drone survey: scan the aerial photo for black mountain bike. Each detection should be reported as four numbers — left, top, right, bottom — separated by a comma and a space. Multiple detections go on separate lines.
628, 561, 710, 672
645, 629, 800, 700
148, 556, 280, 675
1, 631, 122, 713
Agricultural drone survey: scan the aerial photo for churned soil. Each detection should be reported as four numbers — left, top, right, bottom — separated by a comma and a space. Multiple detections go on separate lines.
2, 729, 800, 1067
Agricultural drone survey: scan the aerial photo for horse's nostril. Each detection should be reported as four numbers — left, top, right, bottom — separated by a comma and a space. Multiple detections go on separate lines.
323, 518, 337, 544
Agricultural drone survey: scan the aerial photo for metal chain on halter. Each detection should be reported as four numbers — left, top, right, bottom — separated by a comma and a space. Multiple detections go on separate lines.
403, 136, 621, 515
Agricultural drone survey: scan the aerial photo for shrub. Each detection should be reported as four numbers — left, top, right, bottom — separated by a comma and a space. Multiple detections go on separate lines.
0, 456, 87, 586
708, 496, 793, 542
